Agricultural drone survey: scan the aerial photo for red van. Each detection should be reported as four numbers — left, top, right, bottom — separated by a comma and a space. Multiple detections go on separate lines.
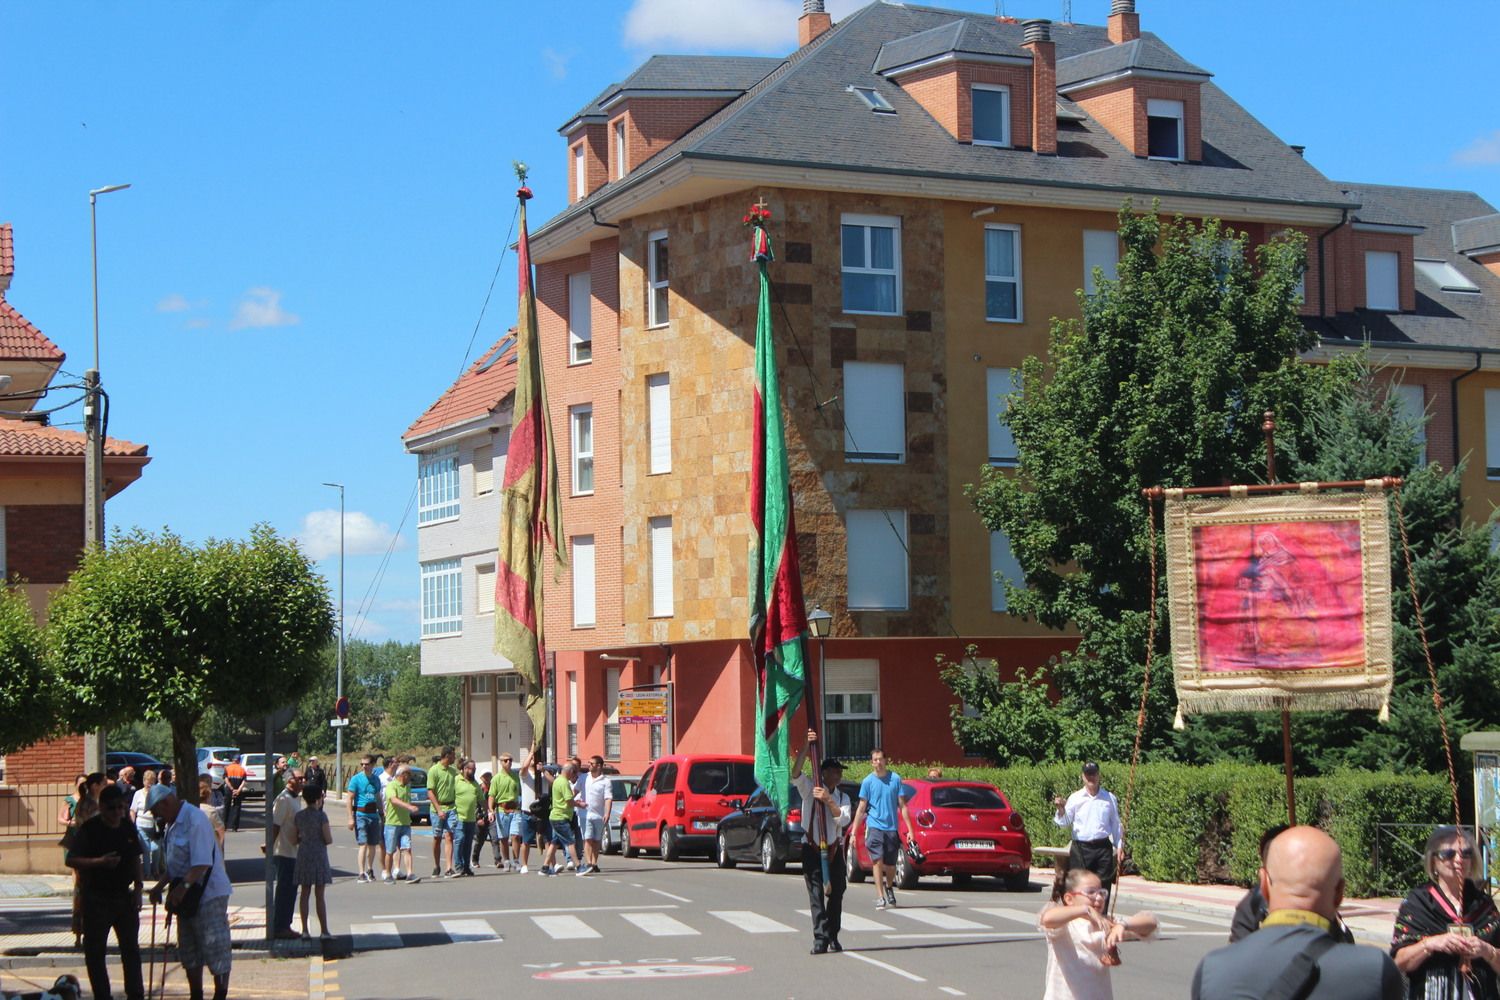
619, 754, 757, 862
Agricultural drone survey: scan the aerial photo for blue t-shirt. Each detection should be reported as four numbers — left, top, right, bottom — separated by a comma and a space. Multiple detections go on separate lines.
859, 770, 905, 832
347, 771, 381, 808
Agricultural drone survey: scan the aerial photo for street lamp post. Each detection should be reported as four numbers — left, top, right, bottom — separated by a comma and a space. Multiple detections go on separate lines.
85, 183, 130, 774
807, 605, 834, 751
323, 483, 345, 793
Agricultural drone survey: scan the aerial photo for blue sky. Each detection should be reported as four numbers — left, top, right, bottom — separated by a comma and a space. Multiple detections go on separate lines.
4, 1, 1498, 642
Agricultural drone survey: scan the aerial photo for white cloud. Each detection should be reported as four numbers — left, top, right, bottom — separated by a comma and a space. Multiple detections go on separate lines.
541, 47, 571, 80
156, 293, 190, 313
229, 286, 300, 330
297, 509, 405, 561
623, 0, 864, 51
184, 317, 212, 330
1454, 130, 1500, 166
374, 598, 420, 614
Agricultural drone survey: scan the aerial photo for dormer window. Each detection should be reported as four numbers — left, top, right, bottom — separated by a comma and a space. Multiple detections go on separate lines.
971, 84, 1011, 147
849, 85, 896, 115
573, 144, 586, 199
1146, 99, 1185, 161
1415, 258, 1480, 294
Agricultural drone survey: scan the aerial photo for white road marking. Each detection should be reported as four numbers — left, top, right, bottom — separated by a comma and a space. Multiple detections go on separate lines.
797, 909, 894, 932
441, 919, 500, 944
1149, 908, 1229, 926
532, 914, 601, 940
941, 989, 967, 996
971, 906, 1042, 927
622, 912, 700, 936
650, 888, 693, 903
845, 951, 926, 982
888, 907, 991, 930
370, 903, 675, 920
883, 932, 1039, 940
708, 910, 797, 934
349, 922, 402, 950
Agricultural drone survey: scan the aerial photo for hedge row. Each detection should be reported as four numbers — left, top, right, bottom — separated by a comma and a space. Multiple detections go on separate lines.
835, 759, 1452, 897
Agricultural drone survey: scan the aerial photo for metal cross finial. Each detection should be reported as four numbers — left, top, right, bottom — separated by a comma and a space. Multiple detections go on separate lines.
753, 196, 769, 213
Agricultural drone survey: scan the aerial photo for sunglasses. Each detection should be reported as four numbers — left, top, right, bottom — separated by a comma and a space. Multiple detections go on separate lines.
1437, 848, 1477, 861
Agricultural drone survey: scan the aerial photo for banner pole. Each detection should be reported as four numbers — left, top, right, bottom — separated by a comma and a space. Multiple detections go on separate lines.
1263, 411, 1297, 827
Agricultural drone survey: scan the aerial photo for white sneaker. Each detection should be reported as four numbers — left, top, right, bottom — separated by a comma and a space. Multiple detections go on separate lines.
518, 865, 529, 874
382, 873, 394, 884
565, 860, 576, 871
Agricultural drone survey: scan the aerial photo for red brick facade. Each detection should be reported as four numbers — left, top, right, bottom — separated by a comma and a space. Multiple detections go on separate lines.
898, 62, 1036, 148
1070, 77, 1203, 162
5, 733, 84, 785
7, 504, 84, 584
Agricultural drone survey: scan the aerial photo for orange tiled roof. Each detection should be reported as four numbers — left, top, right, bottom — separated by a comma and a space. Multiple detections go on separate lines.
0, 419, 148, 458
403, 333, 518, 443
0, 299, 66, 362
0, 224, 13, 279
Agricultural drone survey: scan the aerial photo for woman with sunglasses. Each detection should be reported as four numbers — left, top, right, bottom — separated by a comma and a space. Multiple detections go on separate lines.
1391, 826, 1500, 998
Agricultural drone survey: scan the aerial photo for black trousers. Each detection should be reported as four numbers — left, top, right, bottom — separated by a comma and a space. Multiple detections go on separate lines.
1068, 837, 1117, 892
223, 793, 243, 832
82, 891, 144, 1000
802, 843, 846, 947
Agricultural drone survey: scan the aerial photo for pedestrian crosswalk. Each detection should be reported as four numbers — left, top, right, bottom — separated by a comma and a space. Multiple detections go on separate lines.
347, 902, 1231, 952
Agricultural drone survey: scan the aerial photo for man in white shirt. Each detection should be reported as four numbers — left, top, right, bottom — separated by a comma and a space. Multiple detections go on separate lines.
792, 730, 852, 955
1052, 762, 1123, 903
148, 784, 233, 1000
265, 769, 304, 940
580, 756, 613, 876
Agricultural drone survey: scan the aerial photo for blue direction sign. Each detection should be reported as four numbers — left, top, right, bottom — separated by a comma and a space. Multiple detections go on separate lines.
335, 696, 351, 720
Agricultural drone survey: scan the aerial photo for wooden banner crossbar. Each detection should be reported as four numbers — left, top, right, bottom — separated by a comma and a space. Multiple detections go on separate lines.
1141, 477, 1402, 502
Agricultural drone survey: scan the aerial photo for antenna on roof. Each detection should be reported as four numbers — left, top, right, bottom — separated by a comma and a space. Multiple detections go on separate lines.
1061, 0, 1072, 22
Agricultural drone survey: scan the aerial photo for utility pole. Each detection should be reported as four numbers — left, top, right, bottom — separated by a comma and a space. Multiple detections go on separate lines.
323, 483, 345, 793
85, 182, 130, 774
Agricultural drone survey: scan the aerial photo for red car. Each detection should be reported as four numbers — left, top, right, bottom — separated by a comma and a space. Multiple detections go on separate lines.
619, 754, 757, 862
846, 778, 1031, 890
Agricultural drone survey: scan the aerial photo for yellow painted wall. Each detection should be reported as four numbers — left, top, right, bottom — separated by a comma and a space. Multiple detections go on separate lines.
1456, 375, 1500, 529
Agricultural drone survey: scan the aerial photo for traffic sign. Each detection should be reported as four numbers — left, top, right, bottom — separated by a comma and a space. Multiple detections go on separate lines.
335, 696, 350, 720
329, 718, 350, 728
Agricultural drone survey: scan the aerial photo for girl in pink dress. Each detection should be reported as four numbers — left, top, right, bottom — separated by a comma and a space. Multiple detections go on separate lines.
1039, 866, 1158, 1000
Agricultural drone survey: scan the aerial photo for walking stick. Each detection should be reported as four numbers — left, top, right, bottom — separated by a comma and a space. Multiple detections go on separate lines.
146, 896, 158, 1000
809, 735, 831, 897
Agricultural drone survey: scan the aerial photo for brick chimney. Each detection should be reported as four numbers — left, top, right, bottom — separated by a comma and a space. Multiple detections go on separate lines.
1107, 0, 1140, 44
1022, 19, 1056, 155
799, 0, 832, 47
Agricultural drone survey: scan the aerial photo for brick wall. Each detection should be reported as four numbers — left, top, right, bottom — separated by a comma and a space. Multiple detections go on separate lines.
1325, 225, 1417, 314
7, 504, 83, 584
1071, 77, 1202, 161
611, 98, 733, 179
6, 734, 84, 785
896, 62, 1036, 148
565, 124, 609, 203
1025, 39, 1057, 155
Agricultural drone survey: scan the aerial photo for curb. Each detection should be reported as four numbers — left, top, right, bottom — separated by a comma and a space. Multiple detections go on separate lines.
1, 947, 275, 970
1113, 889, 1392, 947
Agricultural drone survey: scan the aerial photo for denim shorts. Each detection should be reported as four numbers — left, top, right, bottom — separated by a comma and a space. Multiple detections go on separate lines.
550, 817, 576, 847
435, 807, 460, 838
583, 816, 606, 842
520, 812, 550, 844
497, 811, 523, 839
384, 824, 412, 853
354, 810, 383, 845
866, 827, 900, 865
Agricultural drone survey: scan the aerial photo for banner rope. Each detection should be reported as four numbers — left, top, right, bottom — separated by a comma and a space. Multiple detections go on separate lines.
1392, 491, 1462, 827
1115, 491, 1158, 911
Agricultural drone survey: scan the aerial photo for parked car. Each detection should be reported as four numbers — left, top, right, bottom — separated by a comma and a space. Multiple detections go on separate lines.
196, 746, 240, 789
716, 779, 862, 874
406, 766, 431, 824
105, 751, 167, 784
239, 753, 283, 797
846, 778, 1030, 891
619, 754, 756, 861
601, 776, 639, 854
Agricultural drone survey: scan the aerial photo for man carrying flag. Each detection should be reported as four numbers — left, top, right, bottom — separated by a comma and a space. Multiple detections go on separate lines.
746, 198, 810, 821
495, 162, 566, 759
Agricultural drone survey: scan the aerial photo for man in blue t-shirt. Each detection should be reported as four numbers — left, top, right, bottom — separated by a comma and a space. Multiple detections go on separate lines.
346, 756, 386, 883
852, 747, 915, 910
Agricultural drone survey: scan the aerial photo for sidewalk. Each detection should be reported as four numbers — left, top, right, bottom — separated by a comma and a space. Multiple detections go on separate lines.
1113, 874, 1401, 945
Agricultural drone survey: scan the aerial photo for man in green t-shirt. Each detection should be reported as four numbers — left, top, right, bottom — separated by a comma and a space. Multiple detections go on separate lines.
427, 747, 459, 878
452, 759, 481, 877
382, 766, 422, 883
488, 754, 521, 872
539, 762, 583, 876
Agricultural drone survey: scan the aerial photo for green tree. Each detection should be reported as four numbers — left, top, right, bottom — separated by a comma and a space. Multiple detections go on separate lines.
0, 588, 54, 755
49, 526, 335, 803
939, 652, 1061, 765
966, 204, 1359, 762
376, 653, 460, 753
284, 640, 411, 758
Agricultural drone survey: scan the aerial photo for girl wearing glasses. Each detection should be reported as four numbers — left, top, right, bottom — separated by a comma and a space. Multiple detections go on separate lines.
1039, 865, 1158, 999
1392, 826, 1500, 998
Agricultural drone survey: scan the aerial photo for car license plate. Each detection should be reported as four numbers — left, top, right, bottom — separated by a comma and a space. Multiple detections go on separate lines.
692, 819, 716, 831
953, 839, 994, 850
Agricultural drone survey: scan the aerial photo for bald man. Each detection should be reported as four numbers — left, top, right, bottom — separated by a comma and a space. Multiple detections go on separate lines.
1192, 827, 1401, 1000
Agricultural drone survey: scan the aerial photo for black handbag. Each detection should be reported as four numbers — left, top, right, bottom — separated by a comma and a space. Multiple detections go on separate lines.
166, 840, 215, 918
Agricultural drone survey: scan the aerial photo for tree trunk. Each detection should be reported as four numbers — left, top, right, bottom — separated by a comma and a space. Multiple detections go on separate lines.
171, 716, 200, 806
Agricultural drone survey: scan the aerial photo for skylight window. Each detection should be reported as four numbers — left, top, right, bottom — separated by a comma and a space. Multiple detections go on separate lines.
1415, 258, 1481, 294
848, 85, 896, 114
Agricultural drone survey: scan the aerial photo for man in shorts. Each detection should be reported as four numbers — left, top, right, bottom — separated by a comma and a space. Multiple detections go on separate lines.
427, 747, 459, 878
516, 749, 549, 874
580, 755, 613, 876
540, 762, 583, 876
346, 756, 385, 883
382, 766, 421, 883
150, 784, 233, 1000
488, 753, 521, 871
852, 747, 915, 909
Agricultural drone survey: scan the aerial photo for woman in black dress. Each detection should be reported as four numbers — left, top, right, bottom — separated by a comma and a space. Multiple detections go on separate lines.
1391, 826, 1500, 999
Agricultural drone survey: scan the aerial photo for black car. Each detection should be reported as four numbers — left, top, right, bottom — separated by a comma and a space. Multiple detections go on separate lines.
715, 780, 860, 874
106, 751, 167, 784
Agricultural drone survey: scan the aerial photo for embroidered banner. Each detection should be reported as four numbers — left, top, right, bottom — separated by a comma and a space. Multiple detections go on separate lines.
1164, 486, 1393, 721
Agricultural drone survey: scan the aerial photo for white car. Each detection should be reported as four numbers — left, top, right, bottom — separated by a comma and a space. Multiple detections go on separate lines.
196, 746, 240, 789
240, 753, 281, 796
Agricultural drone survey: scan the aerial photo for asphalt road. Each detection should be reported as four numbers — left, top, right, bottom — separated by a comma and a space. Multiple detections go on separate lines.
241, 821, 1236, 1000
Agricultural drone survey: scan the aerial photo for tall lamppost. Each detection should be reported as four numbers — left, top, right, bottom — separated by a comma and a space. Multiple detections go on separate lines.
322, 482, 345, 792
807, 605, 833, 751
85, 182, 130, 774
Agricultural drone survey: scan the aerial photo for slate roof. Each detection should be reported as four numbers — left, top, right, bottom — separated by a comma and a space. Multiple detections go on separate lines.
0, 419, 146, 458
403, 334, 518, 444
563, 55, 783, 128
873, 18, 1028, 73
538, 1, 1353, 241
1055, 34, 1210, 89
1454, 214, 1500, 256
1339, 183, 1426, 231
1312, 183, 1500, 350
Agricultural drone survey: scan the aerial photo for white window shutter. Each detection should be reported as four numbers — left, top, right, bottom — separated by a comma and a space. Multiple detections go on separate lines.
1083, 230, 1119, 295
572, 536, 595, 627
1365, 251, 1400, 311
649, 517, 673, 616
648, 374, 671, 474
990, 532, 1024, 611
843, 361, 905, 462
986, 368, 1018, 465
846, 509, 908, 610
1485, 390, 1500, 477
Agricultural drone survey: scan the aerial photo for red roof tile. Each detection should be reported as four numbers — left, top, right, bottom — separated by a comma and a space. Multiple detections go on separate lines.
0, 224, 13, 280
0, 419, 148, 458
0, 299, 66, 362
403, 333, 518, 444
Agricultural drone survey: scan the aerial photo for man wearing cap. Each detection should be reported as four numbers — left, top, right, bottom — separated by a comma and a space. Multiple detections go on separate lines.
792, 731, 852, 955
1053, 762, 1123, 903
148, 784, 233, 1000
